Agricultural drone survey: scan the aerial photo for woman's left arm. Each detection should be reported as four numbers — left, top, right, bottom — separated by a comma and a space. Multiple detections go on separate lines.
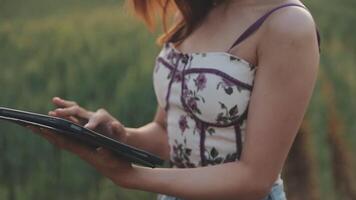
33, 9, 320, 200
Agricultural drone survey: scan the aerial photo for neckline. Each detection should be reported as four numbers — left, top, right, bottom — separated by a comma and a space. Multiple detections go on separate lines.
166, 42, 256, 69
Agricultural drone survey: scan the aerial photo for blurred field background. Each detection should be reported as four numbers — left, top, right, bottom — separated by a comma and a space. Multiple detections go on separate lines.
0, 0, 355, 199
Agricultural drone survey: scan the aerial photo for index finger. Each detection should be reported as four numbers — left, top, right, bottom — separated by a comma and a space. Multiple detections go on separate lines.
52, 97, 77, 108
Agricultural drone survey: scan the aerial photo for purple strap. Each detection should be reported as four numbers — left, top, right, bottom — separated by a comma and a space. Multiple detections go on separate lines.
164, 53, 186, 111
228, 3, 316, 51
234, 108, 248, 160
197, 120, 207, 166
234, 124, 242, 160
164, 63, 179, 111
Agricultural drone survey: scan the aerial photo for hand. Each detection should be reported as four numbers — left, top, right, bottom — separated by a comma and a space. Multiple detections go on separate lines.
49, 97, 128, 142
49, 97, 92, 125
27, 126, 136, 188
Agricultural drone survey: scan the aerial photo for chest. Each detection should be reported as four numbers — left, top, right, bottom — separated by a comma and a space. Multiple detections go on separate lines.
174, 6, 267, 66
153, 44, 256, 127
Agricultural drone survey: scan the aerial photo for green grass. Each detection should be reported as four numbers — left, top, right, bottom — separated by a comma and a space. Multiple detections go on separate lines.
0, 3, 158, 200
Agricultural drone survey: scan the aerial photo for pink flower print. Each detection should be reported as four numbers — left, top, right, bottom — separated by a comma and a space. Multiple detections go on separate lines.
187, 97, 201, 114
187, 97, 198, 110
179, 115, 189, 133
174, 72, 182, 82
194, 73, 207, 91
182, 82, 189, 98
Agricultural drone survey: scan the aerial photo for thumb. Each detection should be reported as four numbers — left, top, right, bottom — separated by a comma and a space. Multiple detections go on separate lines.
110, 121, 126, 141
84, 115, 102, 130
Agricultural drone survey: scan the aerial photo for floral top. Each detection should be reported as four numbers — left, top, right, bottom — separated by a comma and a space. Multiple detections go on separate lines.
153, 42, 283, 185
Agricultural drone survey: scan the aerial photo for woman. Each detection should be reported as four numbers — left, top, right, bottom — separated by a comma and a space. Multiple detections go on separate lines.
30, 0, 320, 199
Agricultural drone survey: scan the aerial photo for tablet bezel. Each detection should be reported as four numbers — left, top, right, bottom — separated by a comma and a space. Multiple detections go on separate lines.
0, 107, 164, 168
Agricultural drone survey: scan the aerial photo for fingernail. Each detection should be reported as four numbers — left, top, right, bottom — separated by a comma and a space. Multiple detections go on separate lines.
85, 122, 95, 129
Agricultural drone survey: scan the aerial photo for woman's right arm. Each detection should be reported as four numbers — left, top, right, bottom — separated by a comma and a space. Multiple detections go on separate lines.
49, 97, 170, 160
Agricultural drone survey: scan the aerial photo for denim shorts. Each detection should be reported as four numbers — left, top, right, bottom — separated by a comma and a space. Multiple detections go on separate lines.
263, 183, 287, 200
157, 183, 287, 200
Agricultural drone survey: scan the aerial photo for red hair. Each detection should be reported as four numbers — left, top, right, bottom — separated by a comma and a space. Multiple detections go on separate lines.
129, 0, 217, 45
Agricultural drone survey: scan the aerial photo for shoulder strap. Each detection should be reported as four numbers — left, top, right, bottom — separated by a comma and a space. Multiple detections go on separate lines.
316, 29, 321, 52
228, 3, 307, 51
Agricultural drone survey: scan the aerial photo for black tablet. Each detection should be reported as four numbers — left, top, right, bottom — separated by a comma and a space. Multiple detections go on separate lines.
0, 107, 164, 168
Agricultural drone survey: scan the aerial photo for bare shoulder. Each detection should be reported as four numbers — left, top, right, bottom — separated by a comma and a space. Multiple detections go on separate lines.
262, 5, 318, 45
257, 4, 320, 74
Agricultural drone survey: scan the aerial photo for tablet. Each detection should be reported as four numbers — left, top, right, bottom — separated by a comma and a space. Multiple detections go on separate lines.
0, 107, 164, 168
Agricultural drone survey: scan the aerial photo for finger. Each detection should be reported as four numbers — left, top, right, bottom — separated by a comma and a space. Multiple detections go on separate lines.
84, 111, 108, 130
96, 148, 133, 172
37, 128, 58, 143
38, 128, 96, 159
27, 127, 70, 150
52, 97, 77, 108
26, 125, 42, 134
111, 121, 126, 140
96, 147, 112, 160
64, 141, 95, 161
48, 111, 80, 124
26, 126, 55, 138
26, 126, 97, 164
68, 116, 80, 124
54, 106, 91, 119
96, 147, 115, 162
34, 127, 68, 146
94, 147, 121, 169
48, 111, 56, 116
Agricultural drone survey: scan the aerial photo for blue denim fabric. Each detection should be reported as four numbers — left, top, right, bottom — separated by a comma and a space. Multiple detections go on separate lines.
262, 183, 287, 200
157, 183, 287, 200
